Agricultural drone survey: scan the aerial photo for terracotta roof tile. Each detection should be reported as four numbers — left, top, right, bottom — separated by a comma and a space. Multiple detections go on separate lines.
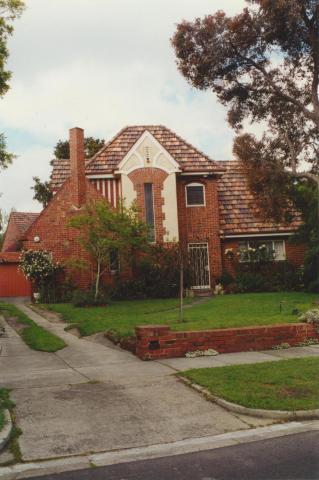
50, 125, 224, 190
1, 212, 39, 252
217, 161, 301, 235
10, 212, 39, 235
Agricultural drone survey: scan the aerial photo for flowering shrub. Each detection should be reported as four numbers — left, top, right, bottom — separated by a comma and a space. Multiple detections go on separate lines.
20, 250, 61, 288
299, 309, 319, 325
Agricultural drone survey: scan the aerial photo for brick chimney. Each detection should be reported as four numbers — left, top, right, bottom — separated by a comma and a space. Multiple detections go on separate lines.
69, 127, 86, 208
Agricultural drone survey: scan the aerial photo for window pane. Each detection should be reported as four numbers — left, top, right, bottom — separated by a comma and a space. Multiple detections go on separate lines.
274, 240, 285, 261
144, 183, 155, 241
109, 248, 119, 272
186, 185, 204, 205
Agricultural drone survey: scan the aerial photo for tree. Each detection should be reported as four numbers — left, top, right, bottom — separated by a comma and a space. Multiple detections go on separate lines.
172, 0, 319, 207
0, 208, 8, 248
0, 0, 25, 170
32, 136, 105, 207
31, 176, 53, 208
54, 137, 105, 160
68, 200, 149, 300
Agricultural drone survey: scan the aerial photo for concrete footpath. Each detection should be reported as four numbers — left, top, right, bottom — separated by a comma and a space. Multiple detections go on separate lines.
0, 299, 318, 468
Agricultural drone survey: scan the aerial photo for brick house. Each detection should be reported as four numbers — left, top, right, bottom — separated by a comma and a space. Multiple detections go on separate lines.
1, 126, 304, 295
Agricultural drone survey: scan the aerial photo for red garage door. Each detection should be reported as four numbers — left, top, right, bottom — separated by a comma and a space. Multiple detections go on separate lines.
0, 263, 32, 297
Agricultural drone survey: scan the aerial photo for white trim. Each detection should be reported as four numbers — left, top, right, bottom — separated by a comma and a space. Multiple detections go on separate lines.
180, 171, 220, 176
180, 172, 215, 177
87, 174, 115, 179
185, 183, 206, 207
223, 232, 294, 239
117, 130, 181, 174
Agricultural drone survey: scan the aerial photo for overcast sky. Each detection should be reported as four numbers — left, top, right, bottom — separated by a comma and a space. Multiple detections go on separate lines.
0, 0, 246, 214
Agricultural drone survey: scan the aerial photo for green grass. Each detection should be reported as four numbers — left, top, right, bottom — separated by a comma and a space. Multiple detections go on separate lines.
181, 357, 319, 411
46, 292, 317, 338
0, 389, 13, 432
0, 303, 66, 352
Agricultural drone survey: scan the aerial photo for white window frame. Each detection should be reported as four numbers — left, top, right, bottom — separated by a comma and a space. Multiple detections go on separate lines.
238, 239, 286, 263
185, 182, 206, 207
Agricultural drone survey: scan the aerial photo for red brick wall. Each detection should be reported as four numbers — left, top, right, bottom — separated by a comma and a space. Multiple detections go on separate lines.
22, 179, 105, 288
285, 241, 306, 266
135, 323, 319, 360
177, 177, 222, 283
128, 168, 168, 242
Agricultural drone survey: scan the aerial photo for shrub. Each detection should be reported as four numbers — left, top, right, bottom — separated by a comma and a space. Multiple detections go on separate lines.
39, 279, 75, 303
217, 270, 234, 288
236, 272, 271, 293
299, 309, 319, 325
20, 250, 61, 289
112, 280, 147, 300
71, 289, 110, 307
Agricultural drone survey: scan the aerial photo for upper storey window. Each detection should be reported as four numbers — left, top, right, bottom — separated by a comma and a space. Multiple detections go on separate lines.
186, 183, 205, 207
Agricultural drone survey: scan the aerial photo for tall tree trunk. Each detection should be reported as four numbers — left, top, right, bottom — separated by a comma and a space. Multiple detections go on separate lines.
95, 260, 101, 300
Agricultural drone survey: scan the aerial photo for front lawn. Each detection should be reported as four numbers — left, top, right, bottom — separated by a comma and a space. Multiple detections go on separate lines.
181, 357, 319, 411
46, 292, 317, 338
0, 304, 66, 352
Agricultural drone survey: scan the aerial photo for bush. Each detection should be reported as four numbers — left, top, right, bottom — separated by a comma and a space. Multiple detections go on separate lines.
39, 279, 75, 303
234, 261, 303, 293
20, 250, 61, 288
236, 272, 271, 293
217, 270, 234, 288
299, 309, 319, 325
112, 280, 147, 300
71, 289, 110, 307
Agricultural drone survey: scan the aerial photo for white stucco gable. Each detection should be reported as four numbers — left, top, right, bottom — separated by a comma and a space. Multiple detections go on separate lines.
116, 130, 181, 175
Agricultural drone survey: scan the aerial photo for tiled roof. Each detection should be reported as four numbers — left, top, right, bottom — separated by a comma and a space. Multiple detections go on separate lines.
11, 212, 39, 235
217, 161, 301, 235
1, 212, 39, 252
50, 125, 224, 190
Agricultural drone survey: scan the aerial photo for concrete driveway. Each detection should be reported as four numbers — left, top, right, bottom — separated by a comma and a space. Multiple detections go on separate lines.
0, 301, 272, 462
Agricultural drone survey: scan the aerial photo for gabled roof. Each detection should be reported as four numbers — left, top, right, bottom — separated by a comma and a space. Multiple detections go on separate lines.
1, 212, 39, 252
10, 212, 39, 234
50, 125, 225, 190
217, 161, 302, 235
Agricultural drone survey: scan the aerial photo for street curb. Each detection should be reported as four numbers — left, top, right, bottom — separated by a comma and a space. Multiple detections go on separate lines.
0, 410, 12, 452
0, 421, 318, 479
179, 376, 319, 420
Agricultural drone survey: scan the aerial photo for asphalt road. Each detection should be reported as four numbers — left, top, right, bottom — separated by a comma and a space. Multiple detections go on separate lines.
28, 431, 319, 480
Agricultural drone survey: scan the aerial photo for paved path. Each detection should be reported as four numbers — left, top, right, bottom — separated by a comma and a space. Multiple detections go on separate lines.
0, 300, 318, 463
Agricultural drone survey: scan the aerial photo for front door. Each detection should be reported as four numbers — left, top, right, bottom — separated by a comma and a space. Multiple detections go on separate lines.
188, 243, 210, 289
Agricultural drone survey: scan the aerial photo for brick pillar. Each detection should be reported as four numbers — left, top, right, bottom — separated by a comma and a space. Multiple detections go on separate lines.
69, 127, 86, 208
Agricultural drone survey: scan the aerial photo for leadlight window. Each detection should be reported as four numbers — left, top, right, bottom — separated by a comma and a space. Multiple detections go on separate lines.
144, 183, 155, 241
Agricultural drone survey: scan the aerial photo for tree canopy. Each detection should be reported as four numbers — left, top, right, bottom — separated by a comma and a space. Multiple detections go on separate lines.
54, 137, 105, 160
0, 0, 25, 170
172, 0, 319, 219
31, 176, 53, 208
68, 200, 149, 299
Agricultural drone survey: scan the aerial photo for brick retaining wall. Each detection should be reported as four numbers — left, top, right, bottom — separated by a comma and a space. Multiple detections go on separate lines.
135, 323, 319, 360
